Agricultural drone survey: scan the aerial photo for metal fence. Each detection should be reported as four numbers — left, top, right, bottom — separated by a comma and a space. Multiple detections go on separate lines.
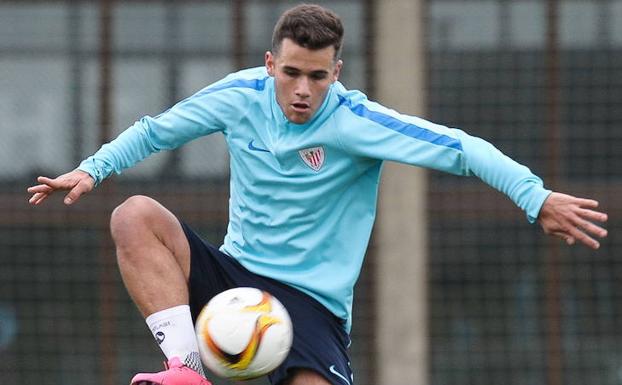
427, 1, 622, 384
0, 1, 620, 385
0, 2, 371, 385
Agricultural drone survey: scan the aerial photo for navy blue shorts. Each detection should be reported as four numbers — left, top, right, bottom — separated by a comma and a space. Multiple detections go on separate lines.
181, 223, 354, 385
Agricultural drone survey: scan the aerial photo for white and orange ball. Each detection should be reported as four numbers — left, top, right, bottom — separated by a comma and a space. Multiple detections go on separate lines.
195, 287, 293, 380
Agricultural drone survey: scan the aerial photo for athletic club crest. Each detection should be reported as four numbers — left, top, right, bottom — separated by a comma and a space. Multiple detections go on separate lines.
299, 146, 325, 171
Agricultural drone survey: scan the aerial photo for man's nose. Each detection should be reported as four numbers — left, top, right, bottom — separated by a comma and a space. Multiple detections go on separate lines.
295, 76, 311, 98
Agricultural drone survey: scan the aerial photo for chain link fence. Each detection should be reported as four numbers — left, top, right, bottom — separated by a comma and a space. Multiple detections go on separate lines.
1, 1, 620, 385
427, 1, 621, 384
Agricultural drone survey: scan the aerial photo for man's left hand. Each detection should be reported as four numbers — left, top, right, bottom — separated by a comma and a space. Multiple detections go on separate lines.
538, 192, 608, 250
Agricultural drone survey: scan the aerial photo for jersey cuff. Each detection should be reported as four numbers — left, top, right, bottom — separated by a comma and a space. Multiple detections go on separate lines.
77, 158, 105, 187
525, 188, 553, 224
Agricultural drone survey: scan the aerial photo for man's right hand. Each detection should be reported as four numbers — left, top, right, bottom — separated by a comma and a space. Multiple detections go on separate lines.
27, 169, 95, 206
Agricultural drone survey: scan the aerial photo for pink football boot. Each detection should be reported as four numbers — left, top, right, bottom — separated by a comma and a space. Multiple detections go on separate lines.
130, 357, 212, 385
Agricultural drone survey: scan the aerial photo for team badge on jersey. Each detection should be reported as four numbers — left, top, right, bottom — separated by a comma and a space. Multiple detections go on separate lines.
299, 146, 325, 171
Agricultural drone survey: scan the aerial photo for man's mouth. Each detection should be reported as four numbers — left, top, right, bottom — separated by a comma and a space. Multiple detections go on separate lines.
291, 102, 310, 113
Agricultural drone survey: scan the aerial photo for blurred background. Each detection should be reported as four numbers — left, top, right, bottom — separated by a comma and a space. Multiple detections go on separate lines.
0, 0, 620, 384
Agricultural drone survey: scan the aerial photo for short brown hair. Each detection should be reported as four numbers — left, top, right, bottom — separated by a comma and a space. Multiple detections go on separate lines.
271, 4, 344, 61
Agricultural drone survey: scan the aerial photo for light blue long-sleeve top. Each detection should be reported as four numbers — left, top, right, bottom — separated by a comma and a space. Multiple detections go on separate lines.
78, 66, 551, 331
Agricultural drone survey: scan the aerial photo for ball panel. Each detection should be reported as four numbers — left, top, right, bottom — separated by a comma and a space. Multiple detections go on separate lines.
206, 311, 257, 354
195, 287, 293, 380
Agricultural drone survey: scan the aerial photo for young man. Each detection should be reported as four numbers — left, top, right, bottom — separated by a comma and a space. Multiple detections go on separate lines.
28, 4, 607, 385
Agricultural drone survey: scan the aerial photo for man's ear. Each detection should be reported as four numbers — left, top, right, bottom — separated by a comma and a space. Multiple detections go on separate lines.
265, 51, 275, 76
333, 59, 343, 82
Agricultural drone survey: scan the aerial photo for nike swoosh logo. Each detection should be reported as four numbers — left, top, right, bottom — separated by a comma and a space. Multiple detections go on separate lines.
329, 365, 351, 385
247, 139, 270, 153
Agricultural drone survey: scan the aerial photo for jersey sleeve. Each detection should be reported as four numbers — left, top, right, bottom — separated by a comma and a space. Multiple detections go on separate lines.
77, 84, 247, 186
335, 93, 551, 223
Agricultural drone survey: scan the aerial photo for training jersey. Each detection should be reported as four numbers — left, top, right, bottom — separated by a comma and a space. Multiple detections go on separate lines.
78, 66, 551, 331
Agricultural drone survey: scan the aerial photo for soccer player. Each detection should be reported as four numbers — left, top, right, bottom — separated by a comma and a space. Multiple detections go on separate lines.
27, 4, 607, 385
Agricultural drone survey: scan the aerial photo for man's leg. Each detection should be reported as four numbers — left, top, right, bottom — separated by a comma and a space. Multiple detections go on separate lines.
285, 369, 333, 385
110, 195, 191, 316
110, 195, 208, 383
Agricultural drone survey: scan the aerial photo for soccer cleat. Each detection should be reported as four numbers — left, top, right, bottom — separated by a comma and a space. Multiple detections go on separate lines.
130, 356, 212, 385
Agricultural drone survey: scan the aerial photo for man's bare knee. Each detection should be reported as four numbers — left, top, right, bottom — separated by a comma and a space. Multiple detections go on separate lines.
110, 195, 160, 244
110, 195, 191, 277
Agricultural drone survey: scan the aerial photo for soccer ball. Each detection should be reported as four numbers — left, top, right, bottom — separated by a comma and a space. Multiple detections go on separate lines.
195, 287, 293, 380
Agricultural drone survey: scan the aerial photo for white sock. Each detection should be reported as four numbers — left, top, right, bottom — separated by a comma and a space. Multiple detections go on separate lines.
146, 305, 205, 377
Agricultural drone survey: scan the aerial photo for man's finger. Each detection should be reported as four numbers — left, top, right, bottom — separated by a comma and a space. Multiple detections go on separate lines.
27, 184, 54, 194
576, 219, 608, 239
567, 226, 601, 250
29, 192, 49, 205
550, 231, 577, 246
577, 208, 608, 223
37, 175, 76, 190
63, 180, 92, 205
28, 193, 41, 204
36, 176, 58, 186
551, 225, 600, 249
35, 193, 50, 205
64, 189, 81, 205
574, 198, 599, 208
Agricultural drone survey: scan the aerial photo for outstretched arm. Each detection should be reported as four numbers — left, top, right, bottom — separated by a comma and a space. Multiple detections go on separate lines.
27, 169, 95, 206
538, 192, 608, 250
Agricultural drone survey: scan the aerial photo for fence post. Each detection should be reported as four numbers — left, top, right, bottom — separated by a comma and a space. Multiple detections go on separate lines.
374, 1, 429, 384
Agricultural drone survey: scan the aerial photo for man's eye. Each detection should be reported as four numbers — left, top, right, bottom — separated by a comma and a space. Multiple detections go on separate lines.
284, 70, 298, 77
311, 73, 328, 80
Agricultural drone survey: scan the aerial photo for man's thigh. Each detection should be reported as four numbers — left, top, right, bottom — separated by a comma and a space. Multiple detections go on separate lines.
285, 369, 332, 385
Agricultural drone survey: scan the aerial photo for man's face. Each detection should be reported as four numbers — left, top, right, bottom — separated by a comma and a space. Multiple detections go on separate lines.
265, 38, 342, 124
